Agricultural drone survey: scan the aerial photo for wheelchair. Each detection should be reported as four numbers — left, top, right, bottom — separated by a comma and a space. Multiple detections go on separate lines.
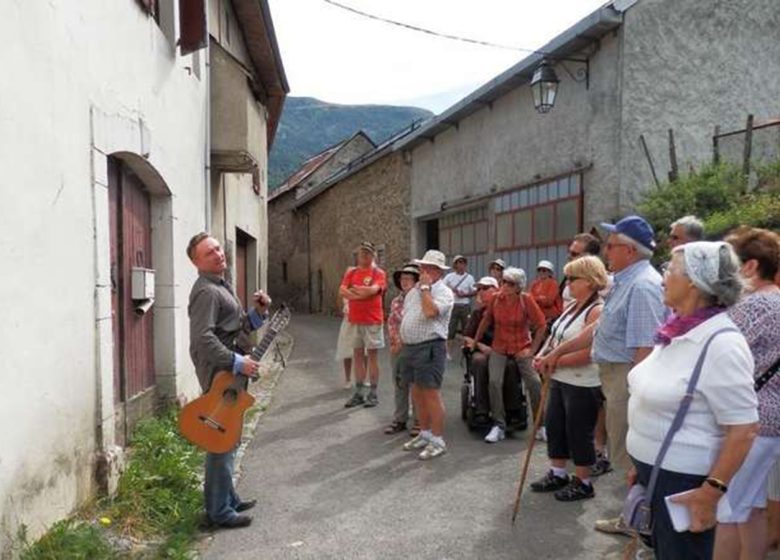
460, 347, 528, 432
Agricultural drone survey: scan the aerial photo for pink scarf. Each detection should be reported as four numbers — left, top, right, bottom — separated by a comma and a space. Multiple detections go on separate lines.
654, 307, 724, 346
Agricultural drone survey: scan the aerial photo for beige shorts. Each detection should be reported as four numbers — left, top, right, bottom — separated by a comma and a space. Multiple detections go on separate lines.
344, 322, 385, 350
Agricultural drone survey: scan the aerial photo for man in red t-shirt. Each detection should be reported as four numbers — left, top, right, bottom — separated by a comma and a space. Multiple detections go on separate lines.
340, 241, 387, 408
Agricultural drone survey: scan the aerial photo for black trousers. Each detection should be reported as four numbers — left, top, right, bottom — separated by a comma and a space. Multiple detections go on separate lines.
544, 379, 600, 467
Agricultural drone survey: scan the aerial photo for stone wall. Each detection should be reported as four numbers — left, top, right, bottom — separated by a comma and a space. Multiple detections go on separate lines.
267, 133, 375, 311
300, 151, 411, 315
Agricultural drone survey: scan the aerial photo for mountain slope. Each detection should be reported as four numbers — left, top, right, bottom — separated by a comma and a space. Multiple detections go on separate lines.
269, 97, 432, 188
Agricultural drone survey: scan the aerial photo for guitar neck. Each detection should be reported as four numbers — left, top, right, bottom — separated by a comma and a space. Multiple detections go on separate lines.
249, 328, 278, 363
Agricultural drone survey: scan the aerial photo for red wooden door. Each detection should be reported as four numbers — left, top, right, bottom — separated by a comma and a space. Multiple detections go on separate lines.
108, 158, 155, 405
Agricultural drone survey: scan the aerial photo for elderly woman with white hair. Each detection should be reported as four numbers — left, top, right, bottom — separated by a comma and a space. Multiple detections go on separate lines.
626, 242, 758, 559
471, 267, 547, 443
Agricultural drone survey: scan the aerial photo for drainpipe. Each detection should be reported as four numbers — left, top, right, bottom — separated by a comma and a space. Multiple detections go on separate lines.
204, 29, 212, 230
304, 210, 312, 313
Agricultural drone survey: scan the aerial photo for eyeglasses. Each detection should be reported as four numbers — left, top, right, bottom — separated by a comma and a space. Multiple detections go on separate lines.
566, 276, 584, 282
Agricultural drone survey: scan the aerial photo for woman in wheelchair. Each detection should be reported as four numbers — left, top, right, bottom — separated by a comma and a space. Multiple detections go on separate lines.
530, 255, 606, 502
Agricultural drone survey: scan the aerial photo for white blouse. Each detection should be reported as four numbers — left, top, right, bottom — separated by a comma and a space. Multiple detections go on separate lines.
626, 312, 758, 475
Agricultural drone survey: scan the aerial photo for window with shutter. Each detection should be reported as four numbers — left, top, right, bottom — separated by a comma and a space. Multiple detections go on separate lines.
179, 0, 207, 55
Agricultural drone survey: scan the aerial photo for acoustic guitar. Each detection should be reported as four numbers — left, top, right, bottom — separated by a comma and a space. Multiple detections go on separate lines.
179, 306, 291, 453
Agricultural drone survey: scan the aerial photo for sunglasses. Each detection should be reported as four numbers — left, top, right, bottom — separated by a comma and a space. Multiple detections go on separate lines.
500, 280, 517, 286
476, 286, 490, 291
568, 251, 582, 258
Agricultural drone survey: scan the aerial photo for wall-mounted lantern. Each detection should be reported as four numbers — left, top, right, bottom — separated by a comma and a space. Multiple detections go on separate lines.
530, 57, 590, 114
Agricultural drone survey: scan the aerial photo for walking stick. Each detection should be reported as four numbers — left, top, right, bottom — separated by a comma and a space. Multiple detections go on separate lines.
511, 372, 551, 525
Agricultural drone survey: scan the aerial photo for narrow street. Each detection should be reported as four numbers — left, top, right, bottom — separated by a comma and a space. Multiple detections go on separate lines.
205, 315, 629, 559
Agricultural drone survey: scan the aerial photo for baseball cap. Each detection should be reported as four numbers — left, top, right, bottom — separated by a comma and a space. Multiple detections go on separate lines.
600, 215, 657, 251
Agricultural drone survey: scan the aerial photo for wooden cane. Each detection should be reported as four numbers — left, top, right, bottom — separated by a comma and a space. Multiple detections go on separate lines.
511, 372, 551, 525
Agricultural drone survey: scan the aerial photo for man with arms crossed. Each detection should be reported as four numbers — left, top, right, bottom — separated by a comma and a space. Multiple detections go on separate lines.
342, 241, 387, 408
187, 232, 271, 529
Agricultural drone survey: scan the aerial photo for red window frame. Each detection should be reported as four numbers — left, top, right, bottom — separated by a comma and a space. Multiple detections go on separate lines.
494, 175, 583, 251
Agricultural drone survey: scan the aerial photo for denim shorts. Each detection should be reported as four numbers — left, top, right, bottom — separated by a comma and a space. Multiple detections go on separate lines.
400, 339, 446, 389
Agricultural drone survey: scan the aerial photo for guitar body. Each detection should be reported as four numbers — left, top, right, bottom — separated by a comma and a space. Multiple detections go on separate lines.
179, 371, 256, 454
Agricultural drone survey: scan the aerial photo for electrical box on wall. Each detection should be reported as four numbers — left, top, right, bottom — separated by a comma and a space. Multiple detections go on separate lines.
131, 267, 155, 300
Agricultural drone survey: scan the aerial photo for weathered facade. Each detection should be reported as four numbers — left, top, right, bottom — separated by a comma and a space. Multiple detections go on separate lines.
398, 0, 780, 277
267, 132, 376, 310
296, 148, 412, 315
0, 0, 285, 551
209, 0, 288, 307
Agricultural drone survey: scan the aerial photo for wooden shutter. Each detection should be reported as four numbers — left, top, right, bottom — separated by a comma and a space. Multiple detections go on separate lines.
179, 0, 207, 55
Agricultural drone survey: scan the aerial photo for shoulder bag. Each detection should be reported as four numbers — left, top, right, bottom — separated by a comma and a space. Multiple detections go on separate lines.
621, 327, 739, 538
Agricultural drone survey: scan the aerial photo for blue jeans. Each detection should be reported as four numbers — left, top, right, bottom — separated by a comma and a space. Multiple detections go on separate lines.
204, 449, 241, 523
633, 457, 713, 560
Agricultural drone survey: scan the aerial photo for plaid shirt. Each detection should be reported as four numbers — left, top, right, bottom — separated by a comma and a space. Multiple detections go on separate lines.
387, 293, 405, 347
400, 280, 454, 344
592, 260, 666, 363
479, 291, 546, 355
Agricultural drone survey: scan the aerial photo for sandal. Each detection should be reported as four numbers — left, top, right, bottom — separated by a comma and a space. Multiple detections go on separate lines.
384, 421, 406, 434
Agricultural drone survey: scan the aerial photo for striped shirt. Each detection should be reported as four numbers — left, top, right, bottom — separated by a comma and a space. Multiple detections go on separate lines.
592, 260, 666, 363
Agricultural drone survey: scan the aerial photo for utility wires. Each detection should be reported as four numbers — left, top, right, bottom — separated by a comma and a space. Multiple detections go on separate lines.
323, 0, 536, 53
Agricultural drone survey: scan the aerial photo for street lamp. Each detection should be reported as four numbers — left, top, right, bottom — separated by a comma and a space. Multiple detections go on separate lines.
530, 60, 559, 114
530, 57, 589, 114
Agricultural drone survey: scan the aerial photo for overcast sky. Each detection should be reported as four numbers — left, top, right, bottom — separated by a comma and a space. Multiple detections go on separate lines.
268, 0, 608, 114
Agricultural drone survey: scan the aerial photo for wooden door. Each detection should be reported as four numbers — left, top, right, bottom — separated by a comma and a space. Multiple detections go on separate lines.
107, 158, 155, 409
235, 230, 249, 309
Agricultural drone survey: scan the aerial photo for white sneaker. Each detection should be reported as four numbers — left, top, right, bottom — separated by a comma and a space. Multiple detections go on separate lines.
403, 434, 429, 451
535, 427, 547, 442
419, 441, 447, 460
485, 425, 505, 443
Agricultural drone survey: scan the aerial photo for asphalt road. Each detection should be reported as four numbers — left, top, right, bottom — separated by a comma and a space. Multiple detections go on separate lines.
204, 314, 630, 559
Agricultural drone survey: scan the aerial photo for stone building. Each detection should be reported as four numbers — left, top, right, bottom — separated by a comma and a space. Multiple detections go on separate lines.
0, 0, 285, 549
267, 131, 376, 310
396, 0, 780, 277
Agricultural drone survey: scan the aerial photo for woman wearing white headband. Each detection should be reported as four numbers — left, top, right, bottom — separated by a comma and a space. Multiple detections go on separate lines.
625, 241, 758, 559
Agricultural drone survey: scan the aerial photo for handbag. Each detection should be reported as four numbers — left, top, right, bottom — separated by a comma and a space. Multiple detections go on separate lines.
621, 327, 738, 538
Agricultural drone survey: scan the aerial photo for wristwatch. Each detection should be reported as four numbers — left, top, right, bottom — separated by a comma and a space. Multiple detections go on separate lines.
419, 284, 431, 291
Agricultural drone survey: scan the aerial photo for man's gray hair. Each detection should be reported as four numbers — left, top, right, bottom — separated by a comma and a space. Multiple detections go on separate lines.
671, 215, 704, 241
616, 233, 654, 259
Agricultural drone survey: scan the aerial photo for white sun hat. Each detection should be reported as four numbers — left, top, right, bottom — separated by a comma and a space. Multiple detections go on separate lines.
413, 250, 450, 270
476, 276, 499, 289
537, 260, 554, 272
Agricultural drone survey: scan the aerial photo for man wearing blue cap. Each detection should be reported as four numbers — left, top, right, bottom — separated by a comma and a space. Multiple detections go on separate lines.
593, 215, 666, 535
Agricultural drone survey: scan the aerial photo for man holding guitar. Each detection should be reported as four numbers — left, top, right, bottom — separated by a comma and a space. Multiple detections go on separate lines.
187, 232, 271, 529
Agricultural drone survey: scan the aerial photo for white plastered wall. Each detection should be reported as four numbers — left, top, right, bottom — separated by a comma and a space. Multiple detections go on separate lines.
0, 0, 207, 550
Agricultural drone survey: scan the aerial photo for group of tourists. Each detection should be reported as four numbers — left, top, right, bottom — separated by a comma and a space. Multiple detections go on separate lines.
334, 214, 780, 560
